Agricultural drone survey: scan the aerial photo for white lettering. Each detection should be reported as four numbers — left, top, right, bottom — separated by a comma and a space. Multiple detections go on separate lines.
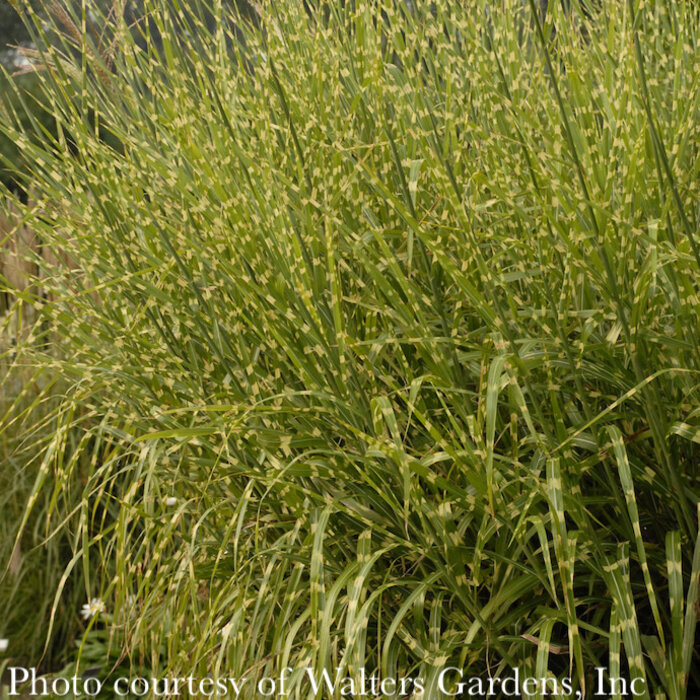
226, 677, 249, 695
258, 677, 276, 696
279, 667, 292, 696
84, 678, 102, 697
130, 677, 149, 696
8, 667, 29, 696
199, 678, 214, 696
437, 667, 464, 696
305, 667, 342, 695
501, 667, 520, 696
630, 677, 646, 696
52, 678, 70, 696
522, 677, 538, 694
113, 677, 130, 696
380, 677, 396, 695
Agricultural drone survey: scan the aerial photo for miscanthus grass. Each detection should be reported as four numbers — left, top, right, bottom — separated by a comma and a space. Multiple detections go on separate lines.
1, 0, 698, 696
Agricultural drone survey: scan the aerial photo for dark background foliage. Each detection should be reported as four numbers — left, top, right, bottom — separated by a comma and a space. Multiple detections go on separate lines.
0, 0, 258, 198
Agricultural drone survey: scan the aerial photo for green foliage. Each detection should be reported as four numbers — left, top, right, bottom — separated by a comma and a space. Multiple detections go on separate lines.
0, 336, 86, 672
1, 0, 698, 697
0, 72, 58, 197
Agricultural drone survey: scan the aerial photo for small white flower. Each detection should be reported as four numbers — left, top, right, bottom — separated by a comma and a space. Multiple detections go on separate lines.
165, 496, 178, 507
80, 598, 105, 621
122, 594, 137, 615
0, 639, 8, 652
220, 622, 233, 638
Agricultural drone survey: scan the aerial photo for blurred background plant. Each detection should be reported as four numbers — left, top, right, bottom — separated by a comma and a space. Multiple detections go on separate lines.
1, 0, 698, 697
0, 310, 85, 672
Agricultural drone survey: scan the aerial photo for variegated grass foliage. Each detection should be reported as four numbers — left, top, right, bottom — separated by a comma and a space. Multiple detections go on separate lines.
1, 0, 698, 696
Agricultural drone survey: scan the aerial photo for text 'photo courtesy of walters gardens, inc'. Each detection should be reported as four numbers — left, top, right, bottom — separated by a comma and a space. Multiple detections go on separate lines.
4, 665, 652, 698
0, 0, 698, 698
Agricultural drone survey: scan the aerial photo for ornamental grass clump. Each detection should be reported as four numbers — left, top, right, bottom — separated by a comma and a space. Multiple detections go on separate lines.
1, 0, 698, 696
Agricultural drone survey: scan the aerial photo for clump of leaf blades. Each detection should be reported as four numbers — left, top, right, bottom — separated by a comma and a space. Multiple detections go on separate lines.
1, 0, 698, 697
